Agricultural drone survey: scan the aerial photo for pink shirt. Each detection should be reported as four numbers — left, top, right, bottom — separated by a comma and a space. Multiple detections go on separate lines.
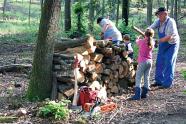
136, 38, 154, 63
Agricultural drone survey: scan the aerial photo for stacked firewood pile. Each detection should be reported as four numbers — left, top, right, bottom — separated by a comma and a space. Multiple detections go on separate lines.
53, 35, 137, 100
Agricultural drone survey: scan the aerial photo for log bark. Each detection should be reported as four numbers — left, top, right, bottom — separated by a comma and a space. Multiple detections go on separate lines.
0, 64, 32, 73
54, 34, 94, 51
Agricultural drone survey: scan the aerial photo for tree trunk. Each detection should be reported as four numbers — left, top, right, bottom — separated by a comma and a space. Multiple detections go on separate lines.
102, 0, 105, 17
116, 0, 120, 27
170, 0, 174, 18
27, 0, 61, 100
174, 0, 178, 24
89, 0, 94, 33
40, 0, 44, 9
64, 0, 71, 31
167, 0, 169, 11
177, 0, 181, 14
147, 0, 153, 26
28, 0, 31, 25
122, 0, 129, 26
3, 0, 7, 20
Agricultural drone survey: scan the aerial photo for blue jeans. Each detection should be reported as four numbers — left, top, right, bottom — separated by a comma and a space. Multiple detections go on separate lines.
135, 60, 152, 89
155, 42, 179, 88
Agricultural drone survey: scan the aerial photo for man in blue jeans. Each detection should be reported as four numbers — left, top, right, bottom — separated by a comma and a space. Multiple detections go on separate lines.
149, 7, 180, 88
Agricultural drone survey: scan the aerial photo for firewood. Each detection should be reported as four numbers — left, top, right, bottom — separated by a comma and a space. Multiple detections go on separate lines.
0, 64, 32, 73
79, 60, 87, 72
58, 92, 67, 100
82, 35, 96, 49
111, 85, 119, 94
90, 53, 104, 63
87, 62, 96, 72
63, 88, 74, 98
102, 69, 111, 75
56, 76, 75, 83
53, 53, 74, 60
89, 80, 101, 91
113, 71, 119, 79
76, 69, 85, 83
108, 82, 114, 89
54, 34, 92, 51
56, 70, 74, 77
118, 65, 124, 75
83, 55, 90, 64
94, 40, 112, 47
107, 63, 118, 71
101, 75, 110, 84
90, 72, 98, 81
122, 61, 129, 77
103, 48, 113, 56
95, 63, 103, 74
87, 46, 96, 54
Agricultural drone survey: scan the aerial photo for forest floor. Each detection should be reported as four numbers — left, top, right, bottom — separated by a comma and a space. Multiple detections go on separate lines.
0, 40, 185, 124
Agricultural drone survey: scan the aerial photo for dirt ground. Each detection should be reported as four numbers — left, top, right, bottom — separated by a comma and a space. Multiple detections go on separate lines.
0, 40, 186, 124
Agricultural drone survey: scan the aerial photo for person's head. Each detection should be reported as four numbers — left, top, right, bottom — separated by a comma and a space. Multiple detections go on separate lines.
145, 28, 154, 48
97, 17, 103, 24
155, 7, 168, 22
123, 34, 130, 42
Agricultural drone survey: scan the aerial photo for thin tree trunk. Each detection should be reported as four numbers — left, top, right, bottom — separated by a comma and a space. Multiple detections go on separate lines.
64, 0, 71, 31
122, 0, 129, 26
27, 0, 61, 100
147, 0, 153, 26
167, 0, 169, 11
89, 0, 94, 33
28, 0, 31, 25
174, 0, 178, 24
102, 0, 105, 17
116, 0, 120, 27
170, 0, 174, 18
3, 0, 7, 20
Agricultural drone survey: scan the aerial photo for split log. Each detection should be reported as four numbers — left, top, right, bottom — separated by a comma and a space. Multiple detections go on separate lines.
95, 63, 104, 74
54, 34, 94, 51
56, 76, 75, 83
0, 64, 32, 73
90, 53, 104, 63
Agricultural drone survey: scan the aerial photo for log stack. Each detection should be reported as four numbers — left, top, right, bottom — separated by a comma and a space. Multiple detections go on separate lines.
53, 35, 137, 100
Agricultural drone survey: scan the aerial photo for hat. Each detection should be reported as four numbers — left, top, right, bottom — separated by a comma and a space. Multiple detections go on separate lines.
155, 7, 167, 15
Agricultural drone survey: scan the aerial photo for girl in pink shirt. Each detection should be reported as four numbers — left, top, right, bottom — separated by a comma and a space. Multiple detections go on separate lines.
131, 28, 155, 100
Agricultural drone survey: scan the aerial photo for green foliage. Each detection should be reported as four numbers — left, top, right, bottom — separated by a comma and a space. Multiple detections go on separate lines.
181, 70, 186, 80
0, 1, 40, 43
39, 100, 71, 120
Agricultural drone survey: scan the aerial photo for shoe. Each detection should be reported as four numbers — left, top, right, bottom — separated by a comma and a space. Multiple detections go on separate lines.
141, 87, 149, 98
150, 83, 161, 87
131, 87, 141, 100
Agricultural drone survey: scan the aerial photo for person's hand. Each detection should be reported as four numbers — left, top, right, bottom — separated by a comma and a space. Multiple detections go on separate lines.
136, 35, 142, 39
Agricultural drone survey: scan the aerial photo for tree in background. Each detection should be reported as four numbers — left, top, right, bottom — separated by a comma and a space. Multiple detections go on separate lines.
89, 0, 95, 33
64, 0, 71, 31
27, 0, 61, 100
122, 0, 129, 26
147, 0, 153, 26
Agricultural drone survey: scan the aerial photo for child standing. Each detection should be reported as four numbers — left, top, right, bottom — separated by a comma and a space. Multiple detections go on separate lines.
122, 34, 134, 60
131, 28, 155, 100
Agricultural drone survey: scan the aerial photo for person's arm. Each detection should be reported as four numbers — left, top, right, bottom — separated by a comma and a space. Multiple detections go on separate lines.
159, 19, 178, 43
127, 43, 133, 54
148, 19, 159, 29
